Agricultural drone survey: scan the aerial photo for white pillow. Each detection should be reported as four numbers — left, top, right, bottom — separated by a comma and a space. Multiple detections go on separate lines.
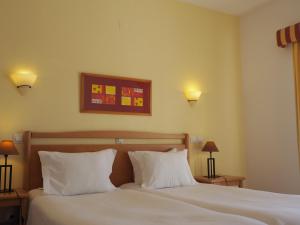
133, 149, 197, 189
38, 149, 117, 195
129, 148, 178, 185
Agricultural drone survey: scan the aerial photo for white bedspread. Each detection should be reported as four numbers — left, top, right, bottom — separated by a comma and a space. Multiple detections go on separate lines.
27, 189, 267, 225
121, 183, 300, 225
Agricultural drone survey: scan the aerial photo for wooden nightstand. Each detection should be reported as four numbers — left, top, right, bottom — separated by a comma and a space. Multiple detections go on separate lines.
0, 189, 28, 225
195, 175, 245, 188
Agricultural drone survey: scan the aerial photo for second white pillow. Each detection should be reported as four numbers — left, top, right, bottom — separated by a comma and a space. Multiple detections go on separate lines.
129, 148, 178, 185
133, 150, 197, 189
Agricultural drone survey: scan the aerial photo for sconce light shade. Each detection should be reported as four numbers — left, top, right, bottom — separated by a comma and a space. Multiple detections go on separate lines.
10, 70, 37, 88
185, 90, 202, 102
10, 70, 37, 95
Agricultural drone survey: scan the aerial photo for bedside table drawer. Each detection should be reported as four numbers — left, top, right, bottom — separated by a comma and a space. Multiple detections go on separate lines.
225, 180, 240, 187
0, 199, 21, 207
195, 175, 245, 188
0, 206, 20, 225
0, 190, 29, 225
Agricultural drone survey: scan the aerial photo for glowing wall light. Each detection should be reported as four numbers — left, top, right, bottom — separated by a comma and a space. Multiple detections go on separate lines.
185, 90, 202, 102
10, 70, 37, 95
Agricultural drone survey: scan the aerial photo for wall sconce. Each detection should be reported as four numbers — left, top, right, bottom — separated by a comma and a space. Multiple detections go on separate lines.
185, 90, 202, 102
10, 70, 37, 95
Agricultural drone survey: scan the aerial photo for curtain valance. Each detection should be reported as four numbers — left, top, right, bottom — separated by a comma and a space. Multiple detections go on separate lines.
277, 23, 300, 48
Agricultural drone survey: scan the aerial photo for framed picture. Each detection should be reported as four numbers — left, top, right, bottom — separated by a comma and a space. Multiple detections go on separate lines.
80, 73, 152, 116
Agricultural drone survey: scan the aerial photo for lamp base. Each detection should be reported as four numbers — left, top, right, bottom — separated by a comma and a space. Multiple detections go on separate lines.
207, 157, 216, 178
0, 164, 13, 193
0, 189, 14, 193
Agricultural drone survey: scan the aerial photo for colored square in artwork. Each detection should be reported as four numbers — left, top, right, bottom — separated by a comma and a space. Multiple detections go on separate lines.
134, 88, 143, 94
122, 87, 144, 97
133, 97, 143, 107
122, 87, 132, 97
91, 98, 102, 104
133, 88, 144, 97
105, 85, 116, 95
121, 96, 132, 106
91, 94, 105, 104
92, 84, 103, 94
104, 95, 116, 105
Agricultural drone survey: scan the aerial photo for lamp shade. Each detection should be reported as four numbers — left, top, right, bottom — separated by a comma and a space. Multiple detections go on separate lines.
10, 70, 37, 88
185, 90, 202, 102
0, 140, 18, 155
202, 141, 219, 153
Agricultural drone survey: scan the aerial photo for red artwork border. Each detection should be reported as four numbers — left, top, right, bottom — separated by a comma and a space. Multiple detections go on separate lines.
80, 73, 152, 116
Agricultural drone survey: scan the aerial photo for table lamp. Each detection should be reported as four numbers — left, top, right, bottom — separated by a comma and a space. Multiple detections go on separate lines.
202, 141, 219, 178
0, 140, 18, 192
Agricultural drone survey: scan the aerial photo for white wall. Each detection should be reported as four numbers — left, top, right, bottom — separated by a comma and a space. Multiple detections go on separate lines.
240, 0, 300, 194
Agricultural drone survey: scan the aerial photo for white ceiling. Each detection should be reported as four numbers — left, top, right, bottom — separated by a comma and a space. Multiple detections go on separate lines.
178, 0, 273, 15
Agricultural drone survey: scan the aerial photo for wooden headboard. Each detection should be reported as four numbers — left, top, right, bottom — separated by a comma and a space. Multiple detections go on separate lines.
23, 131, 189, 191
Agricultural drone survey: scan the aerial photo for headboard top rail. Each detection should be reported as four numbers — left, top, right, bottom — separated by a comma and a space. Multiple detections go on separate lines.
30, 130, 186, 139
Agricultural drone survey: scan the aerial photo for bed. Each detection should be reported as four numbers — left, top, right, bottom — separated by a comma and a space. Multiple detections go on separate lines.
121, 183, 300, 225
23, 130, 266, 225
27, 188, 267, 225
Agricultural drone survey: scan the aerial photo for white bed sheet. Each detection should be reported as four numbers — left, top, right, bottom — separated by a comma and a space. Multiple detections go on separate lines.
120, 183, 300, 225
27, 188, 267, 225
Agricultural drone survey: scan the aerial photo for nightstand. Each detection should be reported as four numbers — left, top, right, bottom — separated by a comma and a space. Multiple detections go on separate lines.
195, 175, 245, 188
0, 189, 28, 225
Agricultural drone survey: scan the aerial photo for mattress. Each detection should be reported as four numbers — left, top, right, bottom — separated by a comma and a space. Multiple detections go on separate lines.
27, 188, 266, 225
121, 183, 300, 225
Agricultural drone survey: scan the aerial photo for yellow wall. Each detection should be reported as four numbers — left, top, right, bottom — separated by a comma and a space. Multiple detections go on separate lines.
0, 0, 244, 188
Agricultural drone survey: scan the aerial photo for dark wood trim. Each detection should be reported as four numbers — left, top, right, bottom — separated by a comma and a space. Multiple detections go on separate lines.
80, 73, 85, 112
80, 109, 152, 116
81, 72, 152, 83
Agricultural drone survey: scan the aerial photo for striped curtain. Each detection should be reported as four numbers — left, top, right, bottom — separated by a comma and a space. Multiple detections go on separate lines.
277, 23, 300, 161
277, 23, 300, 48
293, 43, 300, 156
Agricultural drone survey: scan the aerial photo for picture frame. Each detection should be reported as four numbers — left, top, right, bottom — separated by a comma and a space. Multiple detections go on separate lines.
80, 73, 152, 116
